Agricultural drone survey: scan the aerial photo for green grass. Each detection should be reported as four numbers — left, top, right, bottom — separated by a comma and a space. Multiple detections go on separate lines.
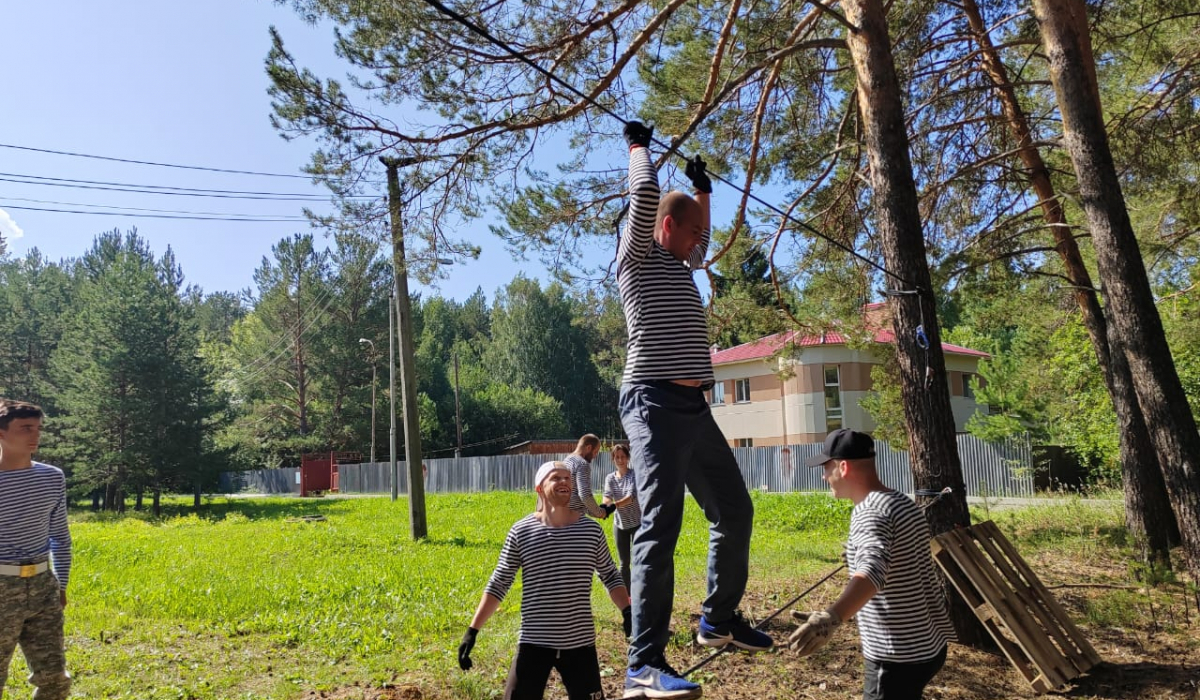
4, 491, 1131, 699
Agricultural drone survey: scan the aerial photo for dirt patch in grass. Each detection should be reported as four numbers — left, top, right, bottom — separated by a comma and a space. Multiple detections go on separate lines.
299, 684, 426, 700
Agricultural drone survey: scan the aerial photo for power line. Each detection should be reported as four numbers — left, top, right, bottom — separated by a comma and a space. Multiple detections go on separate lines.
416, 0, 920, 290
0, 142, 384, 183
0, 171, 377, 200
0, 204, 310, 223
1, 197, 311, 220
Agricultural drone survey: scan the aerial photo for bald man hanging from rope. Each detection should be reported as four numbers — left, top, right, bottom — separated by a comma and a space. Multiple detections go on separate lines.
615, 122, 771, 700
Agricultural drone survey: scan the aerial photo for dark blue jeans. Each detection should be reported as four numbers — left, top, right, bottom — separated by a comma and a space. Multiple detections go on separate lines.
620, 381, 754, 668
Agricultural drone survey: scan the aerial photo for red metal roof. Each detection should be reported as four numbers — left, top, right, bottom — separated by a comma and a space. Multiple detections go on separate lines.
710, 327, 989, 365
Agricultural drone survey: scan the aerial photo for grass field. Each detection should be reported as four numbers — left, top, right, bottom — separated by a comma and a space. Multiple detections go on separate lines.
5, 491, 1195, 699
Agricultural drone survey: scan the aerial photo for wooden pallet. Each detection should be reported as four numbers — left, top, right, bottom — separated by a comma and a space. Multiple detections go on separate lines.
931, 521, 1102, 694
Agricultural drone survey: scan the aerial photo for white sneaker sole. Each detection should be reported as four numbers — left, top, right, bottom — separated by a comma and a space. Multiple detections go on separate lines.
696, 631, 772, 652
623, 689, 703, 700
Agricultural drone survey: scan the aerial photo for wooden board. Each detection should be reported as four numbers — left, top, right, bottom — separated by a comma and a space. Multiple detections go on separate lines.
932, 521, 1101, 694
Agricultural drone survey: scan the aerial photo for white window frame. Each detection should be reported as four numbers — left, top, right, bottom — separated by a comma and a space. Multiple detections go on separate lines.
734, 378, 751, 404
735, 438, 753, 448
824, 365, 843, 431
710, 381, 726, 406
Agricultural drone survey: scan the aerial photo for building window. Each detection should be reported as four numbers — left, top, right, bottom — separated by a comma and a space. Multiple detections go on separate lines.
710, 381, 726, 406
735, 438, 753, 448
824, 365, 843, 431
963, 373, 975, 400
734, 378, 751, 403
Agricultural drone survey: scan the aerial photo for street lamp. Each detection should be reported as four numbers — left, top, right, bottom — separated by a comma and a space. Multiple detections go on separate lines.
358, 338, 377, 465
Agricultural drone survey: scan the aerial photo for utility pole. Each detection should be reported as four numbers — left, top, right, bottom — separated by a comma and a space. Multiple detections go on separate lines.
358, 338, 377, 465
453, 350, 463, 458
381, 156, 428, 540
388, 293, 398, 502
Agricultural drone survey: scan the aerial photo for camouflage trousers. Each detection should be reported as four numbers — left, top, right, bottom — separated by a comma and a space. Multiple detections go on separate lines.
0, 569, 70, 700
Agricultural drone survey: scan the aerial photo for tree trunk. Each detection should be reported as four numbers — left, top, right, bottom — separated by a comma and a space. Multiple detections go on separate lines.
961, 0, 1178, 563
194, 479, 202, 510
152, 489, 162, 519
135, 487, 144, 511
91, 489, 101, 511
842, 0, 987, 646
1033, 0, 1200, 579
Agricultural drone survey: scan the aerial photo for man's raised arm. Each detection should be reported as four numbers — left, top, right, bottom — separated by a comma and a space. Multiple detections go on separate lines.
617, 121, 660, 266
685, 156, 713, 270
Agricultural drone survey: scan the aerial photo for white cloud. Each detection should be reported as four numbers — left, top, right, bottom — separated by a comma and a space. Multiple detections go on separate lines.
0, 208, 24, 241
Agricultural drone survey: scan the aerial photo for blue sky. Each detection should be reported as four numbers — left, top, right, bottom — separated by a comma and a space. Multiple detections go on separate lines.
0, 0, 577, 301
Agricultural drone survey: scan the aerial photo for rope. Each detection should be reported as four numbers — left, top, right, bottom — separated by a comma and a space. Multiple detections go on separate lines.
680, 486, 953, 677
415, 0, 922, 290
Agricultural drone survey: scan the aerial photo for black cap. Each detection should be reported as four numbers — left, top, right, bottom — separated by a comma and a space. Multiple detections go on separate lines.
805, 429, 876, 467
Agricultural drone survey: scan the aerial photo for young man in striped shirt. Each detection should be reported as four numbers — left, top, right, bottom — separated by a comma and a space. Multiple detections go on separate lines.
458, 461, 631, 700
0, 400, 72, 700
566, 434, 615, 521
616, 121, 770, 700
789, 429, 954, 700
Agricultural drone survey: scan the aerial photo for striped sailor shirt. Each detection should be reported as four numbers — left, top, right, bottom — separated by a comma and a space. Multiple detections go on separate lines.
617, 147, 714, 387
565, 454, 605, 519
484, 514, 624, 648
847, 490, 954, 663
0, 462, 72, 589
602, 470, 640, 531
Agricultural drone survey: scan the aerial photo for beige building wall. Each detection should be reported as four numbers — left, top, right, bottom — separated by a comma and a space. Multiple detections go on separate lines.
710, 343, 989, 445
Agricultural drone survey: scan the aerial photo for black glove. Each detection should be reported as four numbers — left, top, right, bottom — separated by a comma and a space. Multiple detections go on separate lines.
685, 155, 712, 194
603, 503, 617, 517
622, 605, 633, 639
458, 627, 478, 671
623, 121, 654, 149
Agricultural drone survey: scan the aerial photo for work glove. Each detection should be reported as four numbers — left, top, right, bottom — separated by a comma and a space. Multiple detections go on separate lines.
685, 155, 712, 194
602, 503, 617, 517
622, 605, 633, 639
788, 609, 841, 656
458, 627, 479, 670
624, 121, 654, 149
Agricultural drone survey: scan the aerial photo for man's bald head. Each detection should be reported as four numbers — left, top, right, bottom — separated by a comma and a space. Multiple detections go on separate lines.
655, 191, 703, 261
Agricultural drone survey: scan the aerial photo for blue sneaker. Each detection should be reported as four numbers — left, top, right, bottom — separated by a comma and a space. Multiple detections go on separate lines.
623, 658, 702, 699
696, 612, 774, 651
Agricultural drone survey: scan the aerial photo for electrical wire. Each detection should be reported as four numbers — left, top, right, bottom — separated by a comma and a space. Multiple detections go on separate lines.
1, 197, 310, 220
0, 142, 384, 183
0, 204, 309, 223
415, 0, 921, 291
0, 172, 376, 200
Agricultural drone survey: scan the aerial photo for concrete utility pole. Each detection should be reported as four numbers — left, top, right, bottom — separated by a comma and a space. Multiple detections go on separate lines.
453, 350, 463, 458
358, 338, 377, 466
388, 293, 398, 502
382, 156, 428, 540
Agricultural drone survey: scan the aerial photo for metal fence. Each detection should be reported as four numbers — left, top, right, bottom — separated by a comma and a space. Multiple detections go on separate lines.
223, 434, 1034, 498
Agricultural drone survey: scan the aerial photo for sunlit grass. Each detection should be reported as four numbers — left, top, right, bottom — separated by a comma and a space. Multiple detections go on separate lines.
2, 491, 1133, 699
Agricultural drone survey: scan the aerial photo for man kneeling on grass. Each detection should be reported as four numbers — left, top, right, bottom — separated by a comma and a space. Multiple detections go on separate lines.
459, 461, 632, 700
789, 429, 954, 700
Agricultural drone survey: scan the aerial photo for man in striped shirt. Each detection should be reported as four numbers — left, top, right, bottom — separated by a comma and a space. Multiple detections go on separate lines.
459, 461, 631, 700
0, 400, 72, 700
566, 434, 615, 520
790, 429, 954, 700
616, 121, 770, 700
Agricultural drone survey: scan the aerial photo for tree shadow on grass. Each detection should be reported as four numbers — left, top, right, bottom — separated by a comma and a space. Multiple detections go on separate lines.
72, 495, 357, 524
1060, 661, 1200, 698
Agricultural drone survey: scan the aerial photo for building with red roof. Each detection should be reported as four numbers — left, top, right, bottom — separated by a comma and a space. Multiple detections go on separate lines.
707, 303, 990, 446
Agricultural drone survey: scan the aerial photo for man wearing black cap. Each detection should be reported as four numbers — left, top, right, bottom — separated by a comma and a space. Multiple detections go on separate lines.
788, 429, 954, 700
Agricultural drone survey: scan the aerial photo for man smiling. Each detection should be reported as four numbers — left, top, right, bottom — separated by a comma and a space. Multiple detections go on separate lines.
459, 461, 631, 700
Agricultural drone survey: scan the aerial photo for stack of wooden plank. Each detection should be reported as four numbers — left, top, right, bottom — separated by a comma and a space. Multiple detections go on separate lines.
932, 520, 1103, 694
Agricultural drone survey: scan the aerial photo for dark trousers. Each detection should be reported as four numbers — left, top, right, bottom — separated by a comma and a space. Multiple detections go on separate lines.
619, 381, 754, 668
863, 645, 947, 700
614, 523, 635, 591
504, 643, 603, 700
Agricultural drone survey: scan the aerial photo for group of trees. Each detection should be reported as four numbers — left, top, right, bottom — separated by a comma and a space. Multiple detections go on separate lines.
0, 230, 628, 511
